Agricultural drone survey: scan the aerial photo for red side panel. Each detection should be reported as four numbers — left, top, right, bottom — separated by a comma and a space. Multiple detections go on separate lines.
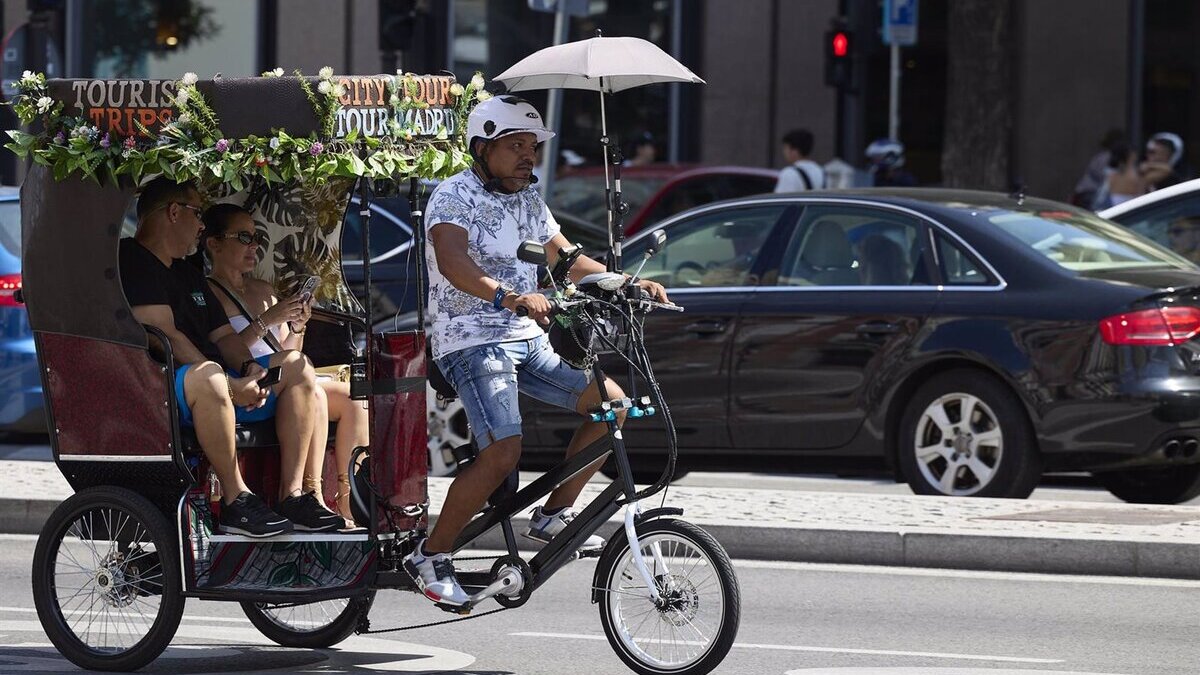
369, 331, 428, 532
39, 332, 173, 457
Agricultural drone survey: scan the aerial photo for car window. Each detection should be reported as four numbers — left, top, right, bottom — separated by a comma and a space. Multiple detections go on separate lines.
935, 233, 991, 285
985, 207, 1194, 270
627, 205, 784, 288
0, 201, 19, 273
549, 174, 665, 227
778, 206, 927, 287
1108, 194, 1200, 259
342, 200, 413, 263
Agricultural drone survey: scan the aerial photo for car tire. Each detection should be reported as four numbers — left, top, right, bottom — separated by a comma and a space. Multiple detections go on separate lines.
1093, 465, 1200, 504
898, 369, 1042, 498
427, 383, 470, 477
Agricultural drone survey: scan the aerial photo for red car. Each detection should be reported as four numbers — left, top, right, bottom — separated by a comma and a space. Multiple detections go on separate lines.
548, 164, 779, 237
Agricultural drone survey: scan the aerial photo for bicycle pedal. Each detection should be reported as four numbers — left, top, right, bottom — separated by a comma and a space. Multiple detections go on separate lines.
578, 547, 603, 558
436, 601, 472, 615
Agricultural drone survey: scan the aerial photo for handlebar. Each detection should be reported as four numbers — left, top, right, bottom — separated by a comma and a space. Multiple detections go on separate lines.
513, 295, 681, 318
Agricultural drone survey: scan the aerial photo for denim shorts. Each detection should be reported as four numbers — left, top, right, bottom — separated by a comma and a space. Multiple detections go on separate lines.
174, 354, 278, 426
436, 334, 592, 449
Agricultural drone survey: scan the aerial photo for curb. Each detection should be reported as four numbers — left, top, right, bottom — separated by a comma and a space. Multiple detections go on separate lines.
9, 497, 1200, 580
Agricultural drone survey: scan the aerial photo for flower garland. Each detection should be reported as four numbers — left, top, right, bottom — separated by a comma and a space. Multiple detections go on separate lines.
4, 68, 491, 188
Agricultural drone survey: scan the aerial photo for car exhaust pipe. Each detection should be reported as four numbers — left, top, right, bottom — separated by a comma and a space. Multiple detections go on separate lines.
1184, 438, 1199, 459
1163, 439, 1182, 459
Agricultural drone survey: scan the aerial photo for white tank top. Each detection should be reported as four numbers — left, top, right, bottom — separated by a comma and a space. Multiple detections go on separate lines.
228, 315, 280, 358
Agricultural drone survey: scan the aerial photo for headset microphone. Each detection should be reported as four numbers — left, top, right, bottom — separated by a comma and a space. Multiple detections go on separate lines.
482, 172, 538, 194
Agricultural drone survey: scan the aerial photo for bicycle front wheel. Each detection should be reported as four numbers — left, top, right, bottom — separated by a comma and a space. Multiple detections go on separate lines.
595, 518, 740, 675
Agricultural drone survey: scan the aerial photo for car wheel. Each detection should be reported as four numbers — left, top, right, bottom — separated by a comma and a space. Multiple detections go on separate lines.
1093, 465, 1200, 504
427, 383, 470, 477
898, 369, 1041, 498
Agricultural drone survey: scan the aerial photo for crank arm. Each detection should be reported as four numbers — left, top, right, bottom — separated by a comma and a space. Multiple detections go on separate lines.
468, 566, 525, 605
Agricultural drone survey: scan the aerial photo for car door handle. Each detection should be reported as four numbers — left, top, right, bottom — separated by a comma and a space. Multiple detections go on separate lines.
855, 321, 901, 335
686, 320, 727, 335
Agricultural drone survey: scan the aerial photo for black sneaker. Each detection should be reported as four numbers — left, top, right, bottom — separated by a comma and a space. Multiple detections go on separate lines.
219, 492, 292, 537
276, 492, 344, 532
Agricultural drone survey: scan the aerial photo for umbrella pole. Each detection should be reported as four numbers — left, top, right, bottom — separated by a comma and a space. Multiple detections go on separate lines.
599, 83, 624, 272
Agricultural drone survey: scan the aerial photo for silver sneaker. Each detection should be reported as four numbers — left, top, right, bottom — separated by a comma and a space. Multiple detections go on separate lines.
524, 506, 605, 551
403, 541, 470, 609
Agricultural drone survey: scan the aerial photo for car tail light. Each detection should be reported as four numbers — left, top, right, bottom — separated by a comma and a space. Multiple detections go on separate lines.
0, 274, 21, 307
1100, 306, 1200, 346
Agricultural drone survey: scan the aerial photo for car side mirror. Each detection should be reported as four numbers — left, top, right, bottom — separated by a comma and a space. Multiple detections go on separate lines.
516, 240, 548, 266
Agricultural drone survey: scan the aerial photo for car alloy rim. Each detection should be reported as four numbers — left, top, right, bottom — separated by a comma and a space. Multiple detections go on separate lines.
426, 383, 471, 477
913, 393, 1003, 496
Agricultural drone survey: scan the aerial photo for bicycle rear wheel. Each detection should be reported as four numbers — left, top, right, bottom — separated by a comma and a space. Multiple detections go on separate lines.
595, 518, 740, 675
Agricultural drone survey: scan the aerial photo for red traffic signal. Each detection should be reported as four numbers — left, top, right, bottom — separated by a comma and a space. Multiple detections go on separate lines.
831, 31, 849, 58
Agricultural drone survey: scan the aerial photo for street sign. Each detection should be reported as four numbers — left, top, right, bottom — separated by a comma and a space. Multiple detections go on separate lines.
1, 23, 63, 102
882, 0, 919, 47
527, 0, 592, 17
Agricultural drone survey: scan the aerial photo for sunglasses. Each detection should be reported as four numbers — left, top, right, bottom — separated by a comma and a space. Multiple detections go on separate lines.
217, 231, 269, 246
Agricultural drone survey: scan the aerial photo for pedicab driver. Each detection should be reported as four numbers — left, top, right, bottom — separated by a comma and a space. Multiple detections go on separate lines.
120, 178, 340, 537
406, 96, 668, 609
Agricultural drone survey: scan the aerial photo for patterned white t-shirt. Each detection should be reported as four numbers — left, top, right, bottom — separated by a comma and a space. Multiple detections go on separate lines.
424, 169, 560, 360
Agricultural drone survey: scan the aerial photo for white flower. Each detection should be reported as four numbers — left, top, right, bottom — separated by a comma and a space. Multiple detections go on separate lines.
333, 84, 346, 98
389, 94, 400, 106
35, 96, 52, 114
177, 112, 191, 125
181, 72, 198, 86
318, 66, 333, 80
21, 70, 34, 82
175, 88, 189, 105
476, 90, 492, 102
317, 80, 332, 95
450, 83, 464, 97
273, 67, 284, 77
269, 137, 280, 150
470, 73, 485, 90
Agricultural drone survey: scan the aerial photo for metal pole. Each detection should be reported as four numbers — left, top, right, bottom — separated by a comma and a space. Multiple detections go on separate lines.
537, 2, 570, 201
888, 42, 900, 140
667, 0, 682, 163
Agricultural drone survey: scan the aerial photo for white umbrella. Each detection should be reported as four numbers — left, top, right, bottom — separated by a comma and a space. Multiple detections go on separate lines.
494, 35, 704, 267
493, 36, 705, 93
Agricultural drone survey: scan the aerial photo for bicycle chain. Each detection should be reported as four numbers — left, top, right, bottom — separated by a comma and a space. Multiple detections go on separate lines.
357, 606, 509, 634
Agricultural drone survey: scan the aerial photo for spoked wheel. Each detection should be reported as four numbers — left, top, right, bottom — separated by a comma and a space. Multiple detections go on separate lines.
241, 591, 374, 648
595, 519, 740, 675
31, 486, 185, 672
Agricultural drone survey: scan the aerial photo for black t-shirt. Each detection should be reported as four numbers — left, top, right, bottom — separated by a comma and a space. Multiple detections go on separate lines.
119, 238, 228, 364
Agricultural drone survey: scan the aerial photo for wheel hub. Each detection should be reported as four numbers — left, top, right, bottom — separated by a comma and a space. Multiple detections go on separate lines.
952, 431, 973, 457
656, 575, 699, 626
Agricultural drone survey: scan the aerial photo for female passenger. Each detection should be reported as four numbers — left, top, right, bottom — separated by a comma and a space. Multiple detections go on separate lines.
202, 203, 368, 528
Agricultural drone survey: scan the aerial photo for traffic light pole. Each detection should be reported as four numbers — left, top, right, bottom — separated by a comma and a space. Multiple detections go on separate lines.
888, 42, 900, 140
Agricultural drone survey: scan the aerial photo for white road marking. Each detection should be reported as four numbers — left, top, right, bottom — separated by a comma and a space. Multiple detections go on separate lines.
730, 559, 1200, 587
510, 632, 1063, 664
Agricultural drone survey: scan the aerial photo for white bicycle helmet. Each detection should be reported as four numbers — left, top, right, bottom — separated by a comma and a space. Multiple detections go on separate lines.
1148, 132, 1184, 166
467, 95, 555, 147
866, 138, 905, 168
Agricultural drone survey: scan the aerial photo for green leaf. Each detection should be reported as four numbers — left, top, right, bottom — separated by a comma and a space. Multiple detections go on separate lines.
267, 562, 299, 586
344, 128, 359, 144
347, 153, 366, 175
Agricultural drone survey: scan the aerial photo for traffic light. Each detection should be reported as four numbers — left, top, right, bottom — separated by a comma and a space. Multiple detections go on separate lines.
824, 28, 853, 89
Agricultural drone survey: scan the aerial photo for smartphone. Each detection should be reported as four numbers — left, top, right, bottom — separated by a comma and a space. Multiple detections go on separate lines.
258, 365, 283, 388
296, 275, 320, 303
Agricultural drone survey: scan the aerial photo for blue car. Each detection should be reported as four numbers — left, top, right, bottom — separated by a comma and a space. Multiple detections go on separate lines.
0, 188, 44, 435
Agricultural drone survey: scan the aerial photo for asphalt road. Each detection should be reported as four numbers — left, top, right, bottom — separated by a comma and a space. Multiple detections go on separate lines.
0, 533, 1196, 674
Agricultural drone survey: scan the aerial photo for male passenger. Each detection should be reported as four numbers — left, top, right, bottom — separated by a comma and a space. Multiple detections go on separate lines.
120, 178, 338, 535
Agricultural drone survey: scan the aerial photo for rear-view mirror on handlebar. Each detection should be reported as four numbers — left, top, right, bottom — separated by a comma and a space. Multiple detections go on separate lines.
516, 240, 548, 266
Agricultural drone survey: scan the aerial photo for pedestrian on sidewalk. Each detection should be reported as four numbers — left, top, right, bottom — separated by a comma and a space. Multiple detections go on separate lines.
1071, 128, 1125, 207
775, 129, 825, 192
1143, 132, 1187, 192
1091, 140, 1146, 210
865, 138, 917, 187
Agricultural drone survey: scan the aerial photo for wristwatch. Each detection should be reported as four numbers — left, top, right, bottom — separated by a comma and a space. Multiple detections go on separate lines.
493, 283, 515, 310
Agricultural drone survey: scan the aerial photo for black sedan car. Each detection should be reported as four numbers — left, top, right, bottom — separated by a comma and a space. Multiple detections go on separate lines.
519, 189, 1200, 503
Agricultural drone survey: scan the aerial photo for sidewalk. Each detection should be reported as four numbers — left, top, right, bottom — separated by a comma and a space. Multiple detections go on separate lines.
6, 457, 1200, 580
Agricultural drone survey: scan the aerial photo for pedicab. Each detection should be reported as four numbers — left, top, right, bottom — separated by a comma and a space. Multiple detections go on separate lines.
8, 66, 740, 674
